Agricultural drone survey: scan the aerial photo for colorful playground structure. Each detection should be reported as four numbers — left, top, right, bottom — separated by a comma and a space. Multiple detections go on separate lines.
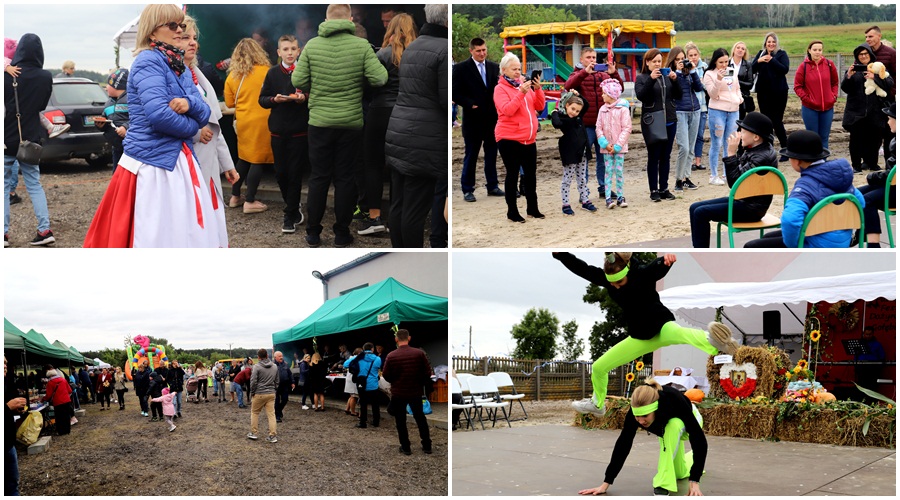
124, 334, 168, 380
500, 19, 676, 108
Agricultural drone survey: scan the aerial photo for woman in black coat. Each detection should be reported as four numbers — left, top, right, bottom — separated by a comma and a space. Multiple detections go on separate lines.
132, 362, 150, 417
635, 48, 682, 202
751, 32, 790, 150
842, 44, 894, 173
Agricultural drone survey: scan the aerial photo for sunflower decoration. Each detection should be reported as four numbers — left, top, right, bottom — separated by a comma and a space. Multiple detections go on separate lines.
809, 330, 821, 343
797, 359, 808, 369
829, 301, 860, 329
625, 372, 635, 383
635, 361, 645, 371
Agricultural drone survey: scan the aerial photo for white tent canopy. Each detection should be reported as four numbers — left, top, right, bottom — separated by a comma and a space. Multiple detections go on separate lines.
112, 15, 141, 53
659, 270, 897, 337
92, 358, 112, 369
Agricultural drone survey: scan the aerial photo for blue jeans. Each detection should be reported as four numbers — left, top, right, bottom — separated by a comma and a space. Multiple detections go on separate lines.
675, 110, 701, 181
694, 111, 708, 160
800, 106, 835, 149
452, 103, 458, 123
4, 155, 50, 235
234, 382, 245, 407
707, 109, 739, 178
689, 196, 767, 247
174, 391, 182, 414
584, 127, 607, 196
6, 446, 19, 496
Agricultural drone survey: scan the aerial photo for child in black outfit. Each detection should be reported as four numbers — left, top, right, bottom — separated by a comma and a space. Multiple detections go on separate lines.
259, 35, 311, 233
550, 91, 598, 215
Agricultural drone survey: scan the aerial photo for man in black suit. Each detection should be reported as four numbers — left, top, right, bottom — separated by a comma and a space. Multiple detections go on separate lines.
453, 38, 504, 202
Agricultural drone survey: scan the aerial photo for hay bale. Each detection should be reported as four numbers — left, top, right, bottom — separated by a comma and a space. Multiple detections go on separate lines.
706, 346, 787, 400
776, 409, 895, 448
575, 400, 631, 430
699, 405, 777, 440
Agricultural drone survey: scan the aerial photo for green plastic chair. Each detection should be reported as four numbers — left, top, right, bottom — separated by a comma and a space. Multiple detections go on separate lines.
884, 166, 896, 248
797, 193, 865, 248
716, 166, 788, 248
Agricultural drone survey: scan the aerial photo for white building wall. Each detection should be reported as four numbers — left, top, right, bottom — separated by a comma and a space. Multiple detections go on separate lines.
323, 252, 448, 300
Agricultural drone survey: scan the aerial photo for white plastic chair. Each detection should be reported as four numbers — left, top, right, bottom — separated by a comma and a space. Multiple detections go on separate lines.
456, 373, 492, 405
450, 377, 475, 431
488, 371, 528, 421
467, 375, 511, 429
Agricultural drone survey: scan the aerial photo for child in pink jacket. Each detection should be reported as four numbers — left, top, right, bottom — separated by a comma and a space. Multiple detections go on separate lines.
151, 388, 178, 432
596, 79, 632, 209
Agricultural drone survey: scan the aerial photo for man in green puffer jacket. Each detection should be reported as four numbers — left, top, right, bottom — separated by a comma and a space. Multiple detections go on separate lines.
291, 4, 388, 249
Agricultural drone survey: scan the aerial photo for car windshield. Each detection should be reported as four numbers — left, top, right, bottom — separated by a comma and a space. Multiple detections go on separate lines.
52, 82, 107, 106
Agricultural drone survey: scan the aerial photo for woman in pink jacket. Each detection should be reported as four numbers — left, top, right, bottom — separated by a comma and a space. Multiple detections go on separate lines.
702, 47, 743, 186
794, 40, 839, 149
494, 52, 547, 222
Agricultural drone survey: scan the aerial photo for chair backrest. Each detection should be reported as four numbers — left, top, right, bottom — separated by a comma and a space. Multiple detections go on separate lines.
731, 166, 789, 200
798, 193, 865, 247
450, 377, 464, 395
467, 375, 500, 396
488, 372, 515, 389
456, 373, 474, 392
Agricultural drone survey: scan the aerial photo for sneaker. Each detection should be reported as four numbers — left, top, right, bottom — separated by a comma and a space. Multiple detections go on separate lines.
606, 198, 616, 209
650, 190, 661, 202
302, 405, 310, 410
150, 417, 158, 422
352, 205, 369, 221
463, 192, 476, 202
695, 163, 707, 170
9, 192, 21, 205
305, 233, 321, 248
399, 445, 412, 456
660, 189, 676, 200
282, 215, 299, 234
487, 187, 505, 196
29, 230, 55, 246
48, 123, 71, 139
334, 233, 354, 248
653, 487, 670, 496
562, 205, 574, 216
708, 321, 740, 355
452, 120, 461, 128
247, 432, 259, 440
70, 417, 78, 425
177, 412, 182, 418
4, 234, 8, 248
683, 178, 699, 190
674, 180, 684, 193
265, 435, 278, 443
358, 216, 386, 235
141, 411, 148, 417
169, 425, 177, 432
572, 396, 606, 416
711, 176, 726, 186
617, 196, 628, 208
581, 201, 598, 212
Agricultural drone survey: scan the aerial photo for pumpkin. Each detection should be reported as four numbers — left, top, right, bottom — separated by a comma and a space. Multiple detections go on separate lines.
812, 392, 836, 404
685, 388, 705, 403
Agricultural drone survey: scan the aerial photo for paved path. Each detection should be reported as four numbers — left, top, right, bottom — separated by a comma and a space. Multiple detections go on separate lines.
452, 425, 896, 496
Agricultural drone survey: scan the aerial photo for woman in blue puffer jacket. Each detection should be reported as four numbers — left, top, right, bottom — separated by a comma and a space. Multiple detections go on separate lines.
84, 4, 216, 247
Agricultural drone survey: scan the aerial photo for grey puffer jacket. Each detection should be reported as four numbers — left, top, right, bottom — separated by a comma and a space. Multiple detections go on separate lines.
384, 23, 448, 180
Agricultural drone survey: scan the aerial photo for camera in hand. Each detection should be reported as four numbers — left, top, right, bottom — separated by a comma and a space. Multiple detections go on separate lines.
725, 67, 735, 77
683, 61, 693, 71
853, 63, 868, 72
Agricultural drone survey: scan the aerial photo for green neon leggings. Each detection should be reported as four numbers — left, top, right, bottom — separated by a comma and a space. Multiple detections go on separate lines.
590, 321, 718, 405
653, 405, 704, 493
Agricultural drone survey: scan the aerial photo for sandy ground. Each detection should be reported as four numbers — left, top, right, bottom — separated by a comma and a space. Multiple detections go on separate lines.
16, 383, 448, 496
4, 163, 423, 248
454, 399, 577, 430
451, 97, 864, 248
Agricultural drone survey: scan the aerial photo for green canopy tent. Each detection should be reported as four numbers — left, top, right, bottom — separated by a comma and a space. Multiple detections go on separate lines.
53, 340, 93, 366
272, 277, 448, 344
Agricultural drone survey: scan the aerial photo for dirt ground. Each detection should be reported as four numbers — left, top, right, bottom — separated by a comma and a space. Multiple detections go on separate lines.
4, 166, 432, 248
452, 96, 864, 248
16, 386, 448, 496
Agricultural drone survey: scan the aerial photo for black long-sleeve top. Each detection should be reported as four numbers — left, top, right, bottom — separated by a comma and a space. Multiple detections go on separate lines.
553, 253, 674, 340
259, 64, 310, 137
605, 385, 708, 484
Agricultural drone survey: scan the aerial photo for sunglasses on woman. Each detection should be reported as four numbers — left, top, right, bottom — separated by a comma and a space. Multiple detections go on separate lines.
157, 21, 187, 32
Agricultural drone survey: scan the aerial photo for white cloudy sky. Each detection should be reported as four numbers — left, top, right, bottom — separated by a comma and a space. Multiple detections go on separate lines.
5, 249, 371, 352
452, 251, 607, 359
5, 4, 146, 74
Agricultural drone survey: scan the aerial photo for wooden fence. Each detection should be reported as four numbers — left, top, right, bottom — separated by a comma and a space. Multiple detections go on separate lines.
452, 356, 653, 401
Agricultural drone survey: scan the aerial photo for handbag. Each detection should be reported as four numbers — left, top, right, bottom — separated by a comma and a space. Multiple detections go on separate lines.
13, 78, 42, 165
232, 75, 245, 132
641, 109, 667, 145
407, 397, 433, 415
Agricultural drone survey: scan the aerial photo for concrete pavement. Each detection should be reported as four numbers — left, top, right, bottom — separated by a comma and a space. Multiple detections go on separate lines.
452, 424, 896, 496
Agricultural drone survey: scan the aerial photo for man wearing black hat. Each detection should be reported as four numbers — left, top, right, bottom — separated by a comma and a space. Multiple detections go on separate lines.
688, 111, 778, 247
856, 103, 896, 247
745, 130, 865, 248
98, 68, 129, 171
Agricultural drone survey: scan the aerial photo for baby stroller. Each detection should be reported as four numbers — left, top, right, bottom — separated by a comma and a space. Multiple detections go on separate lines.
185, 377, 199, 403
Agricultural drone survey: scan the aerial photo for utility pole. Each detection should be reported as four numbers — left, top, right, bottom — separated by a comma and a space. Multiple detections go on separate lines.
468, 326, 472, 358
227, 343, 233, 360
586, 5, 591, 20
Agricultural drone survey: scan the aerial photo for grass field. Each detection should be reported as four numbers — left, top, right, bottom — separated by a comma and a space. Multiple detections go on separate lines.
679, 22, 896, 57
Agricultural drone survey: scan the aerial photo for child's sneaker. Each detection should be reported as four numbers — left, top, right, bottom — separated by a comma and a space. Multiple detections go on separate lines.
562, 205, 574, 216
674, 180, 684, 193
617, 196, 628, 208
29, 230, 55, 246
47, 123, 71, 139
683, 178, 699, 190
581, 201, 598, 212
606, 198, 615, 209
169, 425, 177, 432
352, 205, 369, 221
572, 396, 606, 416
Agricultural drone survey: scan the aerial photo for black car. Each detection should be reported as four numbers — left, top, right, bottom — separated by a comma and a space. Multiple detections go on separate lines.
41, 77, 112, 167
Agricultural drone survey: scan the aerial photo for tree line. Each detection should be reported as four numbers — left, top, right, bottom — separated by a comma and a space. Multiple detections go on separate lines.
505, 253, 658, 363
81, 336, 260, 370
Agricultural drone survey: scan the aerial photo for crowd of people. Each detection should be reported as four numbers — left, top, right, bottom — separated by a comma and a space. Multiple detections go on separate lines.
6, 3, 448, 248
453, 26, 896, 247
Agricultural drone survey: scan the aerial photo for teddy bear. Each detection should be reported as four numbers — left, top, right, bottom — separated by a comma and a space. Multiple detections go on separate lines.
864, 61, 889, 98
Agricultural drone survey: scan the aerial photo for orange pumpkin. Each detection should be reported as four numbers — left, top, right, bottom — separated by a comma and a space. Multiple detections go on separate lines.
685, 388, 705, 403
812, 392, 836, 404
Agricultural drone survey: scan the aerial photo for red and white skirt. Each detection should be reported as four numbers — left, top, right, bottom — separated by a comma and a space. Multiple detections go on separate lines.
84, 143, 223, 248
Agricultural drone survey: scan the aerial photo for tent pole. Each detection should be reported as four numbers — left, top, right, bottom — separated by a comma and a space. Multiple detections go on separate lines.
782, 302, 806, 326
